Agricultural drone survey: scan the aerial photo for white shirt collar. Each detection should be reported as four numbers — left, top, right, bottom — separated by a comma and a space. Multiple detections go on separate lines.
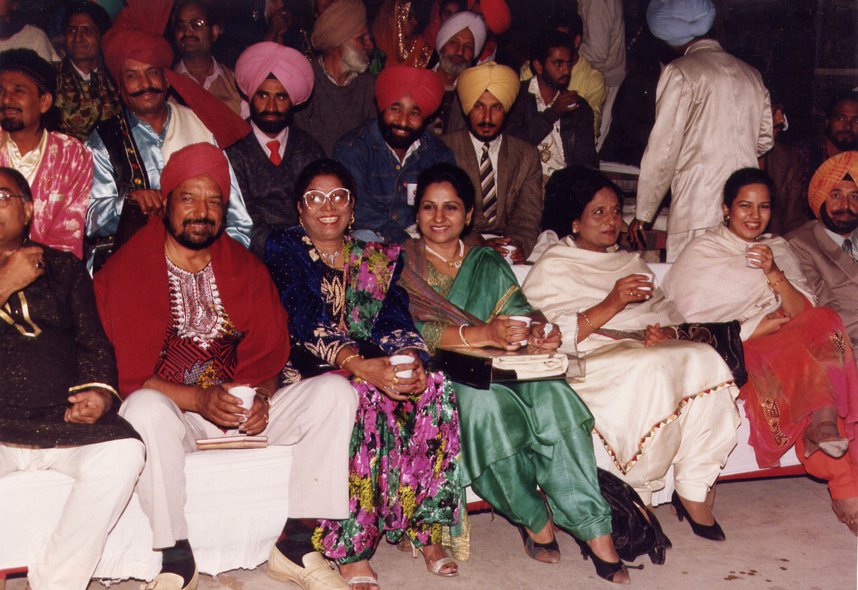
175, 58, 225, 91
822, 225, 858, 259
251, 121, 289, 160
386, 138, 421, 164
71, 61, 97, 82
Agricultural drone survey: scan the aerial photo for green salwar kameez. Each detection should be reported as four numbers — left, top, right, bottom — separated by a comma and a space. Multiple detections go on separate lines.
407, 246, 612, 541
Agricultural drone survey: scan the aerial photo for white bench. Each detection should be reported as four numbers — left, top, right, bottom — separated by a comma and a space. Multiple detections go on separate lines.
0, 446, 293, 583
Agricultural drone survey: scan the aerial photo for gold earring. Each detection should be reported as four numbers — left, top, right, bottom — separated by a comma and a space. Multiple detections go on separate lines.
723, 214, 730, 225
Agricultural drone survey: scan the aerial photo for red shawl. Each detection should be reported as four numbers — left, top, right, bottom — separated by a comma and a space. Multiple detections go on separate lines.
94, 218, 290, 397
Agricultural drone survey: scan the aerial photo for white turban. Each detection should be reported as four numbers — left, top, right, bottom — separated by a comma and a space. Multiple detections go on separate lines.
435, 11, 486, 58
647, 0, 716, 47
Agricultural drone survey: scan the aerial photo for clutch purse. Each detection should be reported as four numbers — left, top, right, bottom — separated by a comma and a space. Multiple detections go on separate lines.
437, 346, 568, 389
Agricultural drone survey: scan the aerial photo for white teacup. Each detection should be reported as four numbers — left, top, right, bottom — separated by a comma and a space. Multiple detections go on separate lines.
509, 315, 533, 347
637, 272, 655, 292
390, 354, 414, 378
228, 385, 256, 411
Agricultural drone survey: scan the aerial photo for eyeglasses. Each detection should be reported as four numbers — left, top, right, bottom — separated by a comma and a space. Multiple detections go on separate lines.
174, 18, 208, 31
0, 191, 24, 208
302, 188, 352, 209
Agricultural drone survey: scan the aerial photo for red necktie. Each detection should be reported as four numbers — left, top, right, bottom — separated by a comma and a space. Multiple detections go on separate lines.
267, 140, 281, 166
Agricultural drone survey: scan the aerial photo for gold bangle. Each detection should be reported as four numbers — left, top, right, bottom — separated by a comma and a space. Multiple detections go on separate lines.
340, 352, 362, 371
458, 324, 472, 347
767, 274, 787, 289
578, 311, 595, 331
255, 391, 272, 407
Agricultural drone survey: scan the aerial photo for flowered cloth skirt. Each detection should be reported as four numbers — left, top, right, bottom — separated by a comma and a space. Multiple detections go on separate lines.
742, 307, 858, 468
314, 371, 461, 563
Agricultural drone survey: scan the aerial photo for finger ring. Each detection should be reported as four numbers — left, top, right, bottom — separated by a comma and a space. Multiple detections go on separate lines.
393, 376, 399, 385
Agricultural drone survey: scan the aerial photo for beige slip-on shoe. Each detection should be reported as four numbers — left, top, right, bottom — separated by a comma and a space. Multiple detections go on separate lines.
266, 547, 349, 589
140, 570, 199, 590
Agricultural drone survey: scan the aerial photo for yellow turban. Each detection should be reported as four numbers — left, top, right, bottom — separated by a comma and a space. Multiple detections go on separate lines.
456, 62, 520, 115
808, 151, 858, 217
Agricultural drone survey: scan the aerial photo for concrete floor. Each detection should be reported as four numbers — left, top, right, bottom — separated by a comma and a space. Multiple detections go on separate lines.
5, 476, 857, 590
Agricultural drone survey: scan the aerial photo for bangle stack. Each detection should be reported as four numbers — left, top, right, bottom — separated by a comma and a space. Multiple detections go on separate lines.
458, 324, 472, 347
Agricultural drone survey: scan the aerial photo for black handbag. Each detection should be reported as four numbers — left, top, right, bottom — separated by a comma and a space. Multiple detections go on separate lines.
597, 468, 671, 565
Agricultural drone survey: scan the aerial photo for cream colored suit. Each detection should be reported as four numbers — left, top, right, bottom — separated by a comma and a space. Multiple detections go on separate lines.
636, 40, 773, 260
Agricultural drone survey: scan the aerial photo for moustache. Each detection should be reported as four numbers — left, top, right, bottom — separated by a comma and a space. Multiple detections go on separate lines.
477, 122, 497, 129
831, 209, 857, 218
129, 87, 165, 98
389, 124, 412, 133
183, 218, 215, 228
258, 111, 286, 118
180, 35, 199, 42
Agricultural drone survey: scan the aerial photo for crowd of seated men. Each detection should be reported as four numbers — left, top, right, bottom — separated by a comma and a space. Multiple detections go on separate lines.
1, 0, 857, 588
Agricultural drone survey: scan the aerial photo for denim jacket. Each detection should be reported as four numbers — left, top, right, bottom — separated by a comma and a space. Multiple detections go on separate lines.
333, 118, 454, 243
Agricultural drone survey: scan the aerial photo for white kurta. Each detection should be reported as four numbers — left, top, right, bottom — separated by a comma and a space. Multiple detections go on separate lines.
523, 235, 740, 502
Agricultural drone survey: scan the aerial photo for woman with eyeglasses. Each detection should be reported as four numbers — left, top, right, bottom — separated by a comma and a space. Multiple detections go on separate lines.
265, 159, 461, 590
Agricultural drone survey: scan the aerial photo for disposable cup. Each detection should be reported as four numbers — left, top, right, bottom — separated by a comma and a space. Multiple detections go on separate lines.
390, 354, 414, 378
228, 385, 256, 411
509, 315, 533, 347
745, 244, 763, 268
638, 272, 655, 291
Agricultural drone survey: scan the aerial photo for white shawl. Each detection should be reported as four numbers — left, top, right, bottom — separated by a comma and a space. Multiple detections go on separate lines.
662, 224, 815, 340
523, 233, 686, 355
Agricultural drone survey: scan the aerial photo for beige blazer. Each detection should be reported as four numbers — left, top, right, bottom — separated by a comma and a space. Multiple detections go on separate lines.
443, 129, 543, 256
787, 220, 858, 349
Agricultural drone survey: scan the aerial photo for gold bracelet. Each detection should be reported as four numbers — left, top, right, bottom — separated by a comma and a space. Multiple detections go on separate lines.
767, 273, 787, 289
578, 311, 595, 331
255, 390, 272, 407
340, 352, 362, 371
458, 324, 472, 347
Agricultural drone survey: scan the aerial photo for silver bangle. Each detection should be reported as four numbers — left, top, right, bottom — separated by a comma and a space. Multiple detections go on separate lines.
458, 324, 472, 347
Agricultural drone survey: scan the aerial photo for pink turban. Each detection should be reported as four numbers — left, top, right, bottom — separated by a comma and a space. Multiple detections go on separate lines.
808, 151, 858, 218
101, 0, 250, 148
375, 65, 444, 115
160, 143, 231, 203
235, 42, 315, 112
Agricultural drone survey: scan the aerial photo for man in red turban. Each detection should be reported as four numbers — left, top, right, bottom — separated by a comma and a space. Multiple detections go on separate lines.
95, 142, 358, 590
332, 66, 454, 243
86, 0, 253, 269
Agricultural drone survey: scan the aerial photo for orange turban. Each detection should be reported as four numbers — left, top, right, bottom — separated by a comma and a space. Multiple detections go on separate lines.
375, 65, 444, 115
808, 151, 858, 217
160, 143, 231, 203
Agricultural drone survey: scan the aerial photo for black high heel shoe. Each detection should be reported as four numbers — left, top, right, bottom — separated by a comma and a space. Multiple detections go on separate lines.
671, 491, 726, 541
574, 539, 633, 584
517, 525, 561, 564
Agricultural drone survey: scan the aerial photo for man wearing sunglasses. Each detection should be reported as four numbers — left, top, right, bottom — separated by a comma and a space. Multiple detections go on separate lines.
172, 0, 242, 115
227, 42, 324, 257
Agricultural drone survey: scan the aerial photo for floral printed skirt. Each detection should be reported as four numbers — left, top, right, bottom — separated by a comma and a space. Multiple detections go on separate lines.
314, 371, 461, 563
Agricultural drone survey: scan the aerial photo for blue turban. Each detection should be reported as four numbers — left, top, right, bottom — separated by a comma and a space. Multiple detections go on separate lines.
647, 0, 716, 47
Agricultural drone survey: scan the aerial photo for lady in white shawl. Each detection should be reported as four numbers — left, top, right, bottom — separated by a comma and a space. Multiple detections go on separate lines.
663, 168, 858, 535
523, 166, 741, 541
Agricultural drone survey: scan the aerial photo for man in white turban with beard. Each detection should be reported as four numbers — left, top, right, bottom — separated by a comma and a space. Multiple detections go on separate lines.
294, 0, 377, 155
429, 10, 486, 135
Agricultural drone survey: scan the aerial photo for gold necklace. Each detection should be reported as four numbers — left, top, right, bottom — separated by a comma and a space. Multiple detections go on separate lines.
424, 240, 464, 269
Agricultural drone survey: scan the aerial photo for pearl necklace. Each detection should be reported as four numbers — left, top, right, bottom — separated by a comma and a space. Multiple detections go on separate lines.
424, 240, 464, 269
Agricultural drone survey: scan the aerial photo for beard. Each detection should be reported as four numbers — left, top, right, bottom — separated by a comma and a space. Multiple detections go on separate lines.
378, 117, 422, 150
828, 130, 858, 152
341, 43, 370, 74
439, 54, 468, 78
250, 101, 291, 135
0, 117, 24, 132
820, 203, 858, 235
541, 70, 569, 92
467, 119, 502, 142
163, 214, 225, 250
